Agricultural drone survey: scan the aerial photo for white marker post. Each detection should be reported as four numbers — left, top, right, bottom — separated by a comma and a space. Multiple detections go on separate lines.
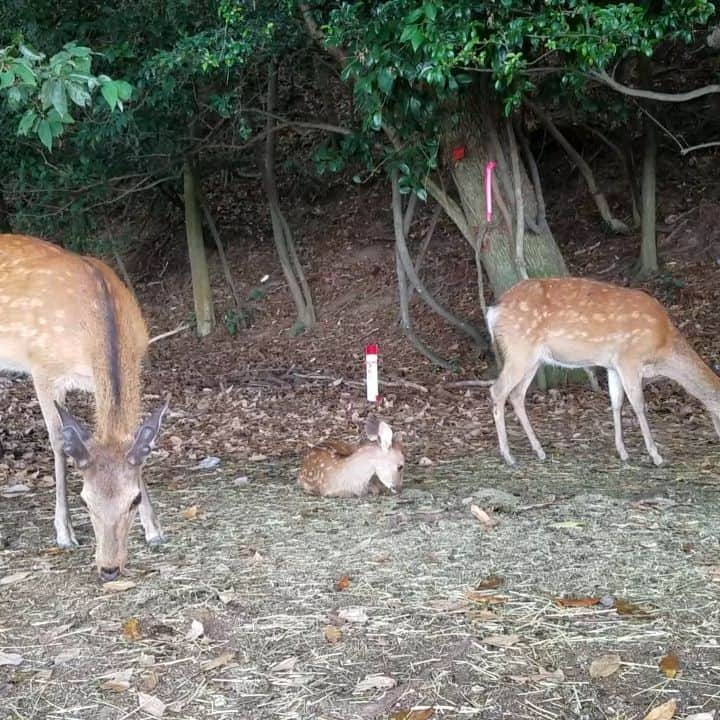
365, 344, 379, 403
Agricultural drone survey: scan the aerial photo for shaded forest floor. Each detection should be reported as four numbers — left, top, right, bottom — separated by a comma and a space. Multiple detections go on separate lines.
1, 146, 720, 719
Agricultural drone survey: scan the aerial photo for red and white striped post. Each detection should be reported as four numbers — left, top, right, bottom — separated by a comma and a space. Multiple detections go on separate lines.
365, 344, 379, 403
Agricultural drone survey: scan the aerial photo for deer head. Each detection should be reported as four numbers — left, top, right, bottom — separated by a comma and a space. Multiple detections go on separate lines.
55, 401, 168, 580
364, 416, 404, 493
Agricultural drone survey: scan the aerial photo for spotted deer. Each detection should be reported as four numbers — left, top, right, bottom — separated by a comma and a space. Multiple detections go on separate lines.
298, 417, 404, 497
487, 277, 720, 466
0, 234, 168, 580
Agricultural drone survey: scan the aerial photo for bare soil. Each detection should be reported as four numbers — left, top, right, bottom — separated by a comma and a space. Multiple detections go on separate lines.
1, 148, 720, 719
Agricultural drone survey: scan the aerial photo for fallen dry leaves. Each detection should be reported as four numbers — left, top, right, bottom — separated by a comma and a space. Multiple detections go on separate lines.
390, 709, 435, 720
481, 634, 520, 648
0, 571, 32, 586
0, 651, 23, 666
554, 596, 600, 608
335, 575, 350, 591
589, 653, 621, 679
103, 580, 137, 594
122, 618, 142, 641
642, 698, 677, 720
613, 597, 652, 618
470, 504, 499, 530
185, 619, 204, 641
324, 626, 343, 644
475, 574, 504, 590
181, 505, 199, 520
138, 691, 166, 718
659, 653, 680, 679
201, 651, 235, 672
355, 674, 396, 693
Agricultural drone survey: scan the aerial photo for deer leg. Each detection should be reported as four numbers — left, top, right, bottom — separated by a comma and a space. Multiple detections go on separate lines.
33, 380, 79, 548
618, 369, 663, 465
607, 368, 629, 461
508, 363, 545, 460
491, 355, 537, 466
138, 477, 165, 545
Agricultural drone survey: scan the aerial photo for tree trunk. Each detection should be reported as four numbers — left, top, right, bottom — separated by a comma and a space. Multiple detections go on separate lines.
638, 58, 658, 277
0, 191, 11, 232
258, 59, 316, 331
441, 88, 589, 387
183, 160, 215, 337
445, 94, 568, 298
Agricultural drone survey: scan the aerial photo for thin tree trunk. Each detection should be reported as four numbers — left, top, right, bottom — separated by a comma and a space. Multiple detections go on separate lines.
395, 247, 453, 369
199, 192, 245, 322
113, 248, 136, 299
392, 171, 487, 350
527, 101, 630, 235
183, 160, 215, 337
638, 57, 658, 277
0, 191, 12, 232
259, 59, 315, 329
585, 125, 641, 227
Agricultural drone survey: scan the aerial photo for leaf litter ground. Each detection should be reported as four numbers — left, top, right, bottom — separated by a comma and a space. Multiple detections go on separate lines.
1, 386, 720, 719
2, 155, 720, 719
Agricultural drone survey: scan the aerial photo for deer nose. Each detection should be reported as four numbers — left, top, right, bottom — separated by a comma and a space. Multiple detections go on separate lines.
99, 566, 120, 582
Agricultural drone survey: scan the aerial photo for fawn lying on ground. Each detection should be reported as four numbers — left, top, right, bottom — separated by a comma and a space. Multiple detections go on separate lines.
487, 276, 720, 466
0, 234, 168, 580
298, 417, 404, 497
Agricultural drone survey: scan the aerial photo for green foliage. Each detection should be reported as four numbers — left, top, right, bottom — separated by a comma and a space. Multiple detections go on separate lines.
0, 0, 305, 243
319, 0, 715, 191
0, 41, 130, 150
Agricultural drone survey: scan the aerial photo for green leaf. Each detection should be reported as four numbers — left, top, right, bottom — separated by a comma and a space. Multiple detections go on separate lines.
410, 27, 425, 52
66, 81, 91, 107
370, 111, 382, 130
17, 109, 36, 136
65, 44, 91, 58
416, 187, 428, 201
377, 67, 394, 94
101, 81, 118, 111
114, 80, 133, 101
18, 44, 45, 62
424, 2, 437, 22
49, 79, 68, 118
12, 61, 36, 86
0, 70, 14, 88
37, 119, 53, 150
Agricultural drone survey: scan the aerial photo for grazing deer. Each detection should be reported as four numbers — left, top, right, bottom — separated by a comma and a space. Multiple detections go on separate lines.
298, 417, 404, 497
0, 234, 168, 580
487, 276, 720, 466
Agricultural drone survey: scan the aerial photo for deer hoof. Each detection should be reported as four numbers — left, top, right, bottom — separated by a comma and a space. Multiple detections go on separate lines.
535, 447, 546, 461
651, 453, 664, 466
55, 527, 79, 549
146, 533, 166, 547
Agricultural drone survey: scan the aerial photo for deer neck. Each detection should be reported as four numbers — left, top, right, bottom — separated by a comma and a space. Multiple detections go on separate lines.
661, 338, 720, 413
326, 447, 378, 495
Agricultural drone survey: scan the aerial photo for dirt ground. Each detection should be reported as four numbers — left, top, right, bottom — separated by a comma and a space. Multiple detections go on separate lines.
2, 149, 720, 719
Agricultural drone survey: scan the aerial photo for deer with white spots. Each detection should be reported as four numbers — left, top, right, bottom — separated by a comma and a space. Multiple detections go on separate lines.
0, 234, 168, 580
298, 417, 404, 497
487, 277, 720, 466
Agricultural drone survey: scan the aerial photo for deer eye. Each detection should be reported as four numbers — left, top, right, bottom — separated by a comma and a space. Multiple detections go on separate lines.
398, 464, 404, 471
130, 493, 142, 509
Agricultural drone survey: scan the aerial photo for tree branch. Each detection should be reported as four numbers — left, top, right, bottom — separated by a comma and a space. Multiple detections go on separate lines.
506, 119, 528, 280
299, 2, 347, 65
527, 100, 630, 234
589, 70, 720, 103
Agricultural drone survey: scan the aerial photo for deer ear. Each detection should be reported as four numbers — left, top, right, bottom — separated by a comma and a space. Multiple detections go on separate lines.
127, 400, 169, 466
377, 421, 393, 452
365, 416, 380, 441
55, 402, 91, 469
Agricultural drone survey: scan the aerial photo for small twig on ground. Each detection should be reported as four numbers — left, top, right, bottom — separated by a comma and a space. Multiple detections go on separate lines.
148, 323, 193, 345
